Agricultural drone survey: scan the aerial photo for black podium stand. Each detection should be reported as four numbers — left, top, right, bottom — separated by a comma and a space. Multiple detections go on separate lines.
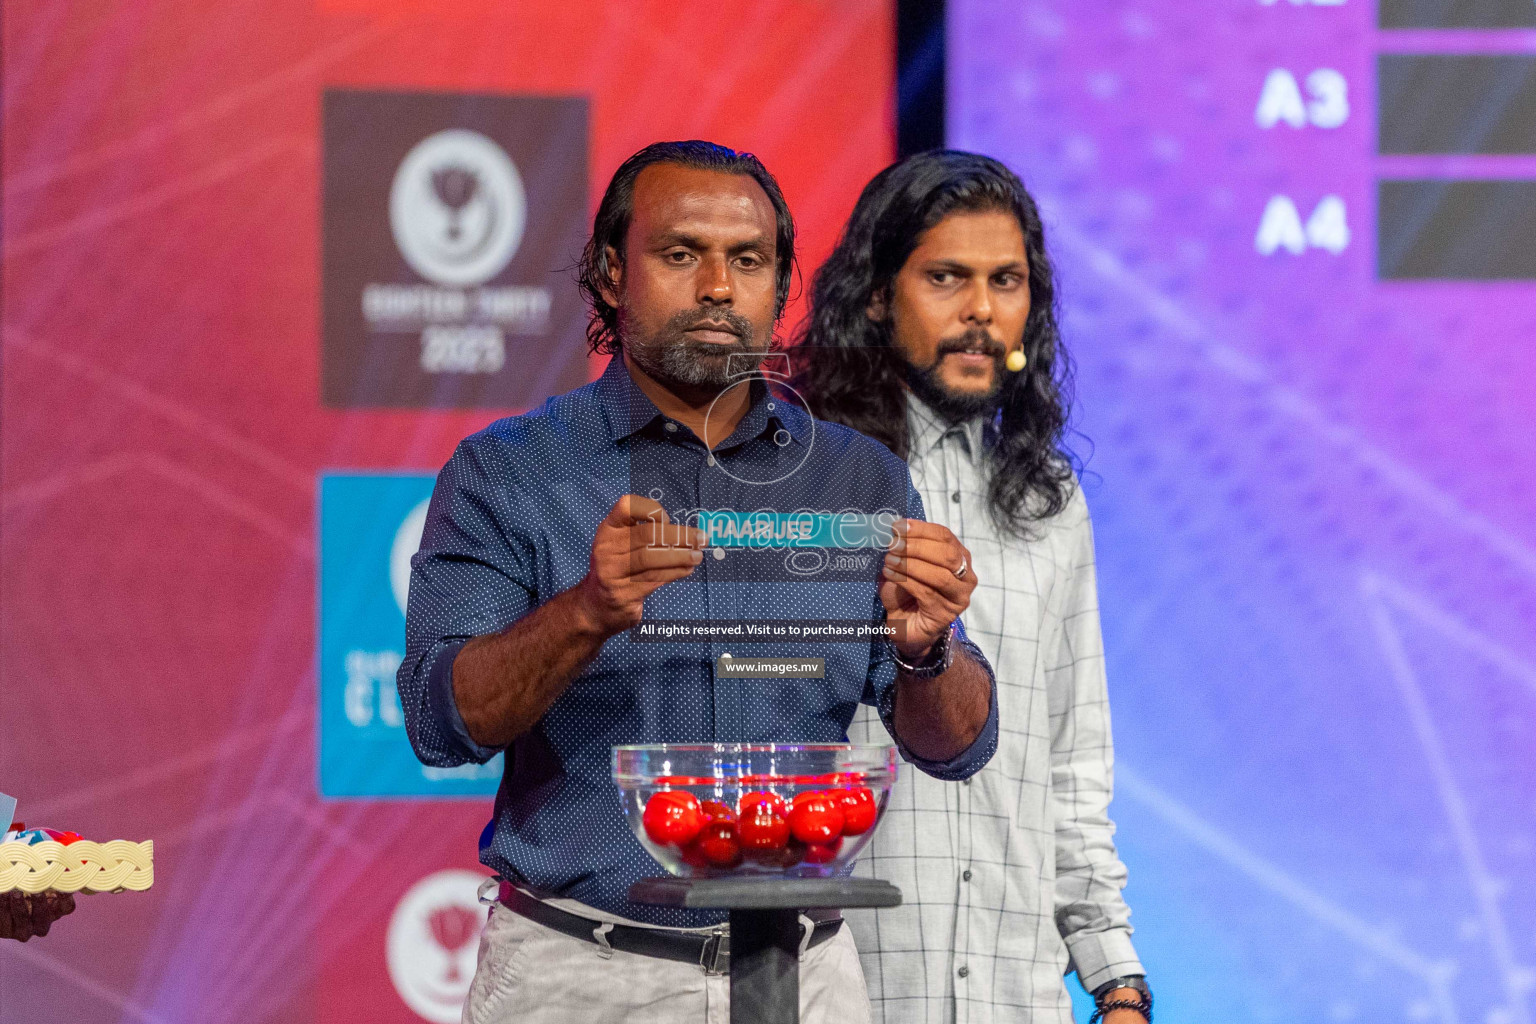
629, 876, 901, 1024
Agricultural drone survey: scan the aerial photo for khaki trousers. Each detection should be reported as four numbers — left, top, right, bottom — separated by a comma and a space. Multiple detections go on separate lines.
462, 901, 873, 1024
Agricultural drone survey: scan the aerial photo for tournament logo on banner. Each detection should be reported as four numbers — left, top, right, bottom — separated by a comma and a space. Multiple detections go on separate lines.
386, 870, 486, 1023
322, 89, 590, 408
318, 473, 502, 797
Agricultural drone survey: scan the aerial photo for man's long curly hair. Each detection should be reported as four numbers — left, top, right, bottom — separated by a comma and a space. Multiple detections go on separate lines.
790, 151, 1077, 538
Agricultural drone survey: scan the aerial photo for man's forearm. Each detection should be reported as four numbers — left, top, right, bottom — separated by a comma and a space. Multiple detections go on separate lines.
891, 649, 991, 762
451, 586, 612, 748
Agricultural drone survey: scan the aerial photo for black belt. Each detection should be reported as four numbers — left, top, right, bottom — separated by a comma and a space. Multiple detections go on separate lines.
496, 880, 841, 974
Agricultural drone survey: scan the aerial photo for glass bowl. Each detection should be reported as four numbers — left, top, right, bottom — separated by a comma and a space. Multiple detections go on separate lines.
613, 743, 899, 878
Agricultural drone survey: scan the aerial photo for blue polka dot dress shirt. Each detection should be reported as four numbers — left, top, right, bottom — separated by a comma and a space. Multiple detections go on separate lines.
398, 357, 999, 926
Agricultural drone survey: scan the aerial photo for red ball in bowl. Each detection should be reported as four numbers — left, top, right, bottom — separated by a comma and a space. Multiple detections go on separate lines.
679, 837, 712, 869
739, 791, 788, 818
759, 838, 808, 868
803, 835, 844, 864
788, 791, 844, 845
642, 790, 705, 846
700, 800, 737, 824
835, 786, 878, 836
738, 802, 790, 853
693, 820, 744, 869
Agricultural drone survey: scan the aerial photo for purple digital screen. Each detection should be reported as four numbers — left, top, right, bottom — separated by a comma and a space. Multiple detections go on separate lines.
951, 2, 1536, 1021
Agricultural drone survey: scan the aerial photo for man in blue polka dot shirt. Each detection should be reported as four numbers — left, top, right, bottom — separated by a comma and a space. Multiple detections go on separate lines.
399, 141, 999, 1024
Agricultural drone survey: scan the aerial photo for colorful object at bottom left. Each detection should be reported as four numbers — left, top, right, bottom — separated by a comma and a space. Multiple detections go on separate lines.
0, 793, 154, 894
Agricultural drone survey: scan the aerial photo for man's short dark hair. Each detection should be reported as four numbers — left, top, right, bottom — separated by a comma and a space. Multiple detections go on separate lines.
577, 141, 797, 356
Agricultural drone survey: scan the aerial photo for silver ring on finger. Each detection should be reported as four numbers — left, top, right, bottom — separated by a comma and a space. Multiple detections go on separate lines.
954, 556, 969, 580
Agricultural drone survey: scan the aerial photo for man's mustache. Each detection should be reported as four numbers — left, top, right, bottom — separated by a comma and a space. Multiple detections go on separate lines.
933, 329, 1005, 362
667, 308, 755, 344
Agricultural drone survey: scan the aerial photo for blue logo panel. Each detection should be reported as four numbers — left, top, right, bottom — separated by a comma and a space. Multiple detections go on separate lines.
318, 472, 503, 797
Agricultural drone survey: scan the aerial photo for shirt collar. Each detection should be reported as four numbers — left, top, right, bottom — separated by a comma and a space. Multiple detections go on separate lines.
595, 355, 663, 442
906, 392, 989, 464
594, 355, 808, 448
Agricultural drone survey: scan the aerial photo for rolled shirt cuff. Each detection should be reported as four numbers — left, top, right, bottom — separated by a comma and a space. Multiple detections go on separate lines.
893, 635, 1000, 781
1067, 926, 1145, 995
426, 638, 503, 764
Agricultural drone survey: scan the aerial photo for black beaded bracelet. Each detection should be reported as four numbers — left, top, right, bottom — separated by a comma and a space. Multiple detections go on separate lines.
1089, 992, 1153, 1024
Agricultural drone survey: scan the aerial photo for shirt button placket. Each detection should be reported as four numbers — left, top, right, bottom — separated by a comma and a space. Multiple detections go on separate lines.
952, 768, 971, 991
698, 442, 733, 740
694, 436, 721, 739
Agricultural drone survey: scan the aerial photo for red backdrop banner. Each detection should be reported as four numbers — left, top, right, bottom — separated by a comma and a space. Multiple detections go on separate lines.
0, 3, 893, 1021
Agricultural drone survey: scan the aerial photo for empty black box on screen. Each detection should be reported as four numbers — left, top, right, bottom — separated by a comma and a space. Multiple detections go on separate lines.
1378, 180, 1536, 279
1379, 55, 1536, 154
1380, 0, 1536, 27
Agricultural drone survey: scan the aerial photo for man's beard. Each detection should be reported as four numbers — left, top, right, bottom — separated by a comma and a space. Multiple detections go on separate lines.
901, 327, 1008, 423
623, 307, 767, 390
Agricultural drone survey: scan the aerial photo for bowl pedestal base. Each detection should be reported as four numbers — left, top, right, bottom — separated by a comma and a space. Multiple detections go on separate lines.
629, 876, 902, 1024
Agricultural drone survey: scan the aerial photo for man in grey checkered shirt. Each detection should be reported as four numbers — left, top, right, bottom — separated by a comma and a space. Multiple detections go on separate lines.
794, 152, 1151, 1024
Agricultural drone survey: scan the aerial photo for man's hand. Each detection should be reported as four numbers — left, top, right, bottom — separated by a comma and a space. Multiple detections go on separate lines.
881, 518, 991, 763
2, 891, 75, 942
451, 495, 705, 748
880, 519, 977, 659
574, 495, 706, 637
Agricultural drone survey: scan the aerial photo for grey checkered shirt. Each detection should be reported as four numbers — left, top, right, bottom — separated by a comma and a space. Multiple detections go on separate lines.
847, 396, 1144, 1023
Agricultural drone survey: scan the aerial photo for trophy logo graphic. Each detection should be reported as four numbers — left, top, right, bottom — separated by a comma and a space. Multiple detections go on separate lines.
386, 869, 486, 1023
431, 165, 480, 242
389, 129, 526, 287
427, 904, 481, 985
